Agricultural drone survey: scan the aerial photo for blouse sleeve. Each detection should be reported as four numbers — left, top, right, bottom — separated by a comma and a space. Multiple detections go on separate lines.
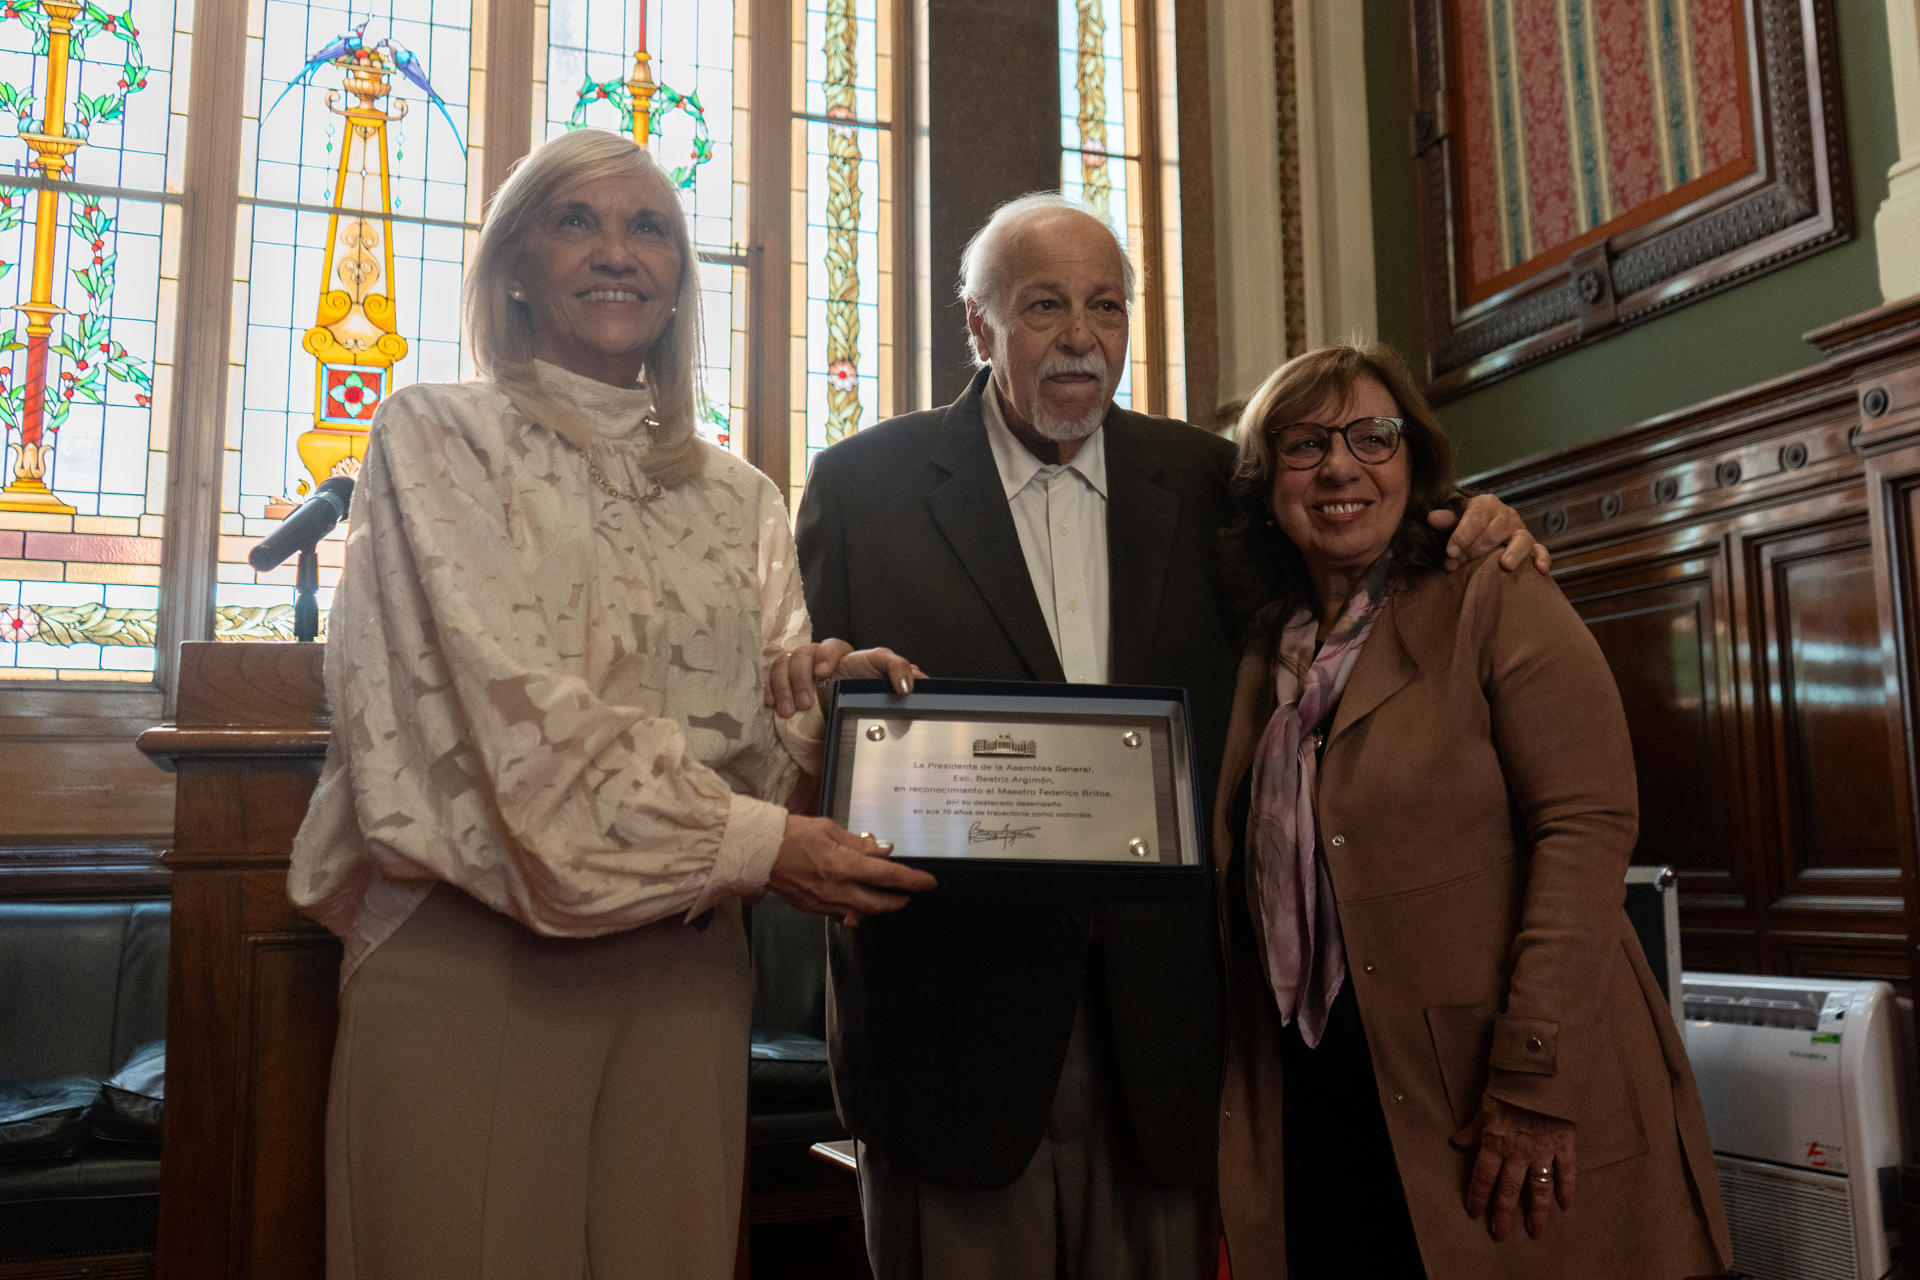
327, 388, 791, 936
1471, 558, 1640, 1121
756, 480, 827, 778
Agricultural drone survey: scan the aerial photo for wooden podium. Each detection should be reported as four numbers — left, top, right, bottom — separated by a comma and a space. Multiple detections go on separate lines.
138, 642, 336, 1280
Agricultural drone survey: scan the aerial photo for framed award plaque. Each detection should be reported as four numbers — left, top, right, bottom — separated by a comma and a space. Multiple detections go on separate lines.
819, 678, 1207, 898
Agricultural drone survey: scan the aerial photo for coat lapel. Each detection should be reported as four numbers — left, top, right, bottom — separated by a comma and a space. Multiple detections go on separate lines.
925, 370, 1066, 683
1329, 588, 1418, 745
1103, 411, 1178, 685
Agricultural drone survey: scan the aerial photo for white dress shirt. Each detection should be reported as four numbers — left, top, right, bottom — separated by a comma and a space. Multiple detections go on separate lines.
981, 381, 1112, 684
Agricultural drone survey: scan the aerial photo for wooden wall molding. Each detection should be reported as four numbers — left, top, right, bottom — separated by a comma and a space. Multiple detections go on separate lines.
0, 838, 167, 901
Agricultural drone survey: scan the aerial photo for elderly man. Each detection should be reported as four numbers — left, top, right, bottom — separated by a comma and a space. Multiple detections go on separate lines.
782, 193, 1538, 1280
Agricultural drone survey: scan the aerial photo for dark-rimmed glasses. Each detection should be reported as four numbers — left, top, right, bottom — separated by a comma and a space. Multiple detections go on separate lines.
1267, 417, 1405, 470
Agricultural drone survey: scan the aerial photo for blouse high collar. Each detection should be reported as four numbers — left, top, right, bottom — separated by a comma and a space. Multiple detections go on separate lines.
533, 358, 657, 443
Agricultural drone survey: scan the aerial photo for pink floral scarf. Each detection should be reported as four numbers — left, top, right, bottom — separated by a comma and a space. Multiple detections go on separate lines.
1246, 558, 1391, 1048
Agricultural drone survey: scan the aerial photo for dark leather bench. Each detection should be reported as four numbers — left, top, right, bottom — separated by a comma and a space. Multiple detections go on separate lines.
749, 895, 843, 1149
0, 891, 829, 1267
0, 901, 169, 1265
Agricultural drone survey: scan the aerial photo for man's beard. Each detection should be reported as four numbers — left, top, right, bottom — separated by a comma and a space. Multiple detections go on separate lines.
1028, 352, 1112, 442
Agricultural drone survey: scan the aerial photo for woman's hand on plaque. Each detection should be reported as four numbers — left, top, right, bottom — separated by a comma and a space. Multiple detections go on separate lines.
768, 816, 936, 925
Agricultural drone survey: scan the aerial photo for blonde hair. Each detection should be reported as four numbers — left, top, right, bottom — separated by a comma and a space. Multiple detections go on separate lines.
464, 129, 705, 487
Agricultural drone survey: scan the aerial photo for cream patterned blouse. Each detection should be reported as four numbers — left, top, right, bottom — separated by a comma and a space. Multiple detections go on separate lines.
288, 361, 823, 982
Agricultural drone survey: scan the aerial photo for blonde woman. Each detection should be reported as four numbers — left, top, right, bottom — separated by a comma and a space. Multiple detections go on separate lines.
288, 129, 932, 1280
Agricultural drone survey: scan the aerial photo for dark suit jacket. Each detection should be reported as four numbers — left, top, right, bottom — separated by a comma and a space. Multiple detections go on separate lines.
794, 368, 1234, 1189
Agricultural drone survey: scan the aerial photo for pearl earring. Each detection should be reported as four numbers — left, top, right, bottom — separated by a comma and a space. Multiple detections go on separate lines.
509, 287, 525, 301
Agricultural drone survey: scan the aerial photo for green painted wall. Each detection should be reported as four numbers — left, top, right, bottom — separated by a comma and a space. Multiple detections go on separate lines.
1363, 0, 1901, 477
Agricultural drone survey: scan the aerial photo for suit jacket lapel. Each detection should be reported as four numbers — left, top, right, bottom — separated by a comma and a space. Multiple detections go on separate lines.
926, 370, 1066, 682
1103, 411, 1178, 685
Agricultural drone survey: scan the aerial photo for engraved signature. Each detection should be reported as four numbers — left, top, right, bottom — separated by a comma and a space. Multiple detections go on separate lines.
968, 821, 1041, 850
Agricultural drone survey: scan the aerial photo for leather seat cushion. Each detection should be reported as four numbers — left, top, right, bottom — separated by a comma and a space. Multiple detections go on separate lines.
750, 1030, 831, 1100
0, 1076, 101, 1162
91, 1040, 164, 1145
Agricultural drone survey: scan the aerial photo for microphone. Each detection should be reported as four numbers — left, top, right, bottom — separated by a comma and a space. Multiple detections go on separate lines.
249, 476, 355, 572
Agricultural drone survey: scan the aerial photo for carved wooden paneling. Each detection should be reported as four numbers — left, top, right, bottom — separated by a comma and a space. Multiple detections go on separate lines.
1563, 543, 1745, 906
238, 937, 335, 1279
138, 642, 335, 1280
0, 685, 173, 840
1748, 521, 1904, 898
1475, 297, 1920, 996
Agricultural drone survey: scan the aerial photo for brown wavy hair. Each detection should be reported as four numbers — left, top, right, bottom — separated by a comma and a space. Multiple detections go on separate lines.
1217, 342, 1461, 647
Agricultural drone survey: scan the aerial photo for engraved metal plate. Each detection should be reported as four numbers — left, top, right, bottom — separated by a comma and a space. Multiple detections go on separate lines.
844, 717, 1164, 864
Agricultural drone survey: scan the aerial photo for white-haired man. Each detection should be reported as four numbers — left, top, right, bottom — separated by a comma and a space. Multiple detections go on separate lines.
783, 194, 1537, 1279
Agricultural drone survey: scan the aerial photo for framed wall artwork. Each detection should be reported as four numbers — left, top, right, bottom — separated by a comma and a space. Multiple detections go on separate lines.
1409, 0, 1850, 398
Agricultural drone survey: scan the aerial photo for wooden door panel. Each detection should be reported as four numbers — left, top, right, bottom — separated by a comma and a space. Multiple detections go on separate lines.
1562, 546, 1746, 908
1749, 519, 1905, 908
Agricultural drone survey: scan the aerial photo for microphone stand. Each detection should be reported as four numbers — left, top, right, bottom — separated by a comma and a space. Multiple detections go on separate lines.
295, 544, 321, 643
249, 475, 354, 642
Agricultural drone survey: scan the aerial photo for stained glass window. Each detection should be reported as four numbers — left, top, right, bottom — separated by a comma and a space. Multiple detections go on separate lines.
216, 0, 482, 639
790, 0, 893, 509
1057, 0, 1183, 419
0, 0, 189, 679
2, 0, 917, 679
539, 0, 750, 457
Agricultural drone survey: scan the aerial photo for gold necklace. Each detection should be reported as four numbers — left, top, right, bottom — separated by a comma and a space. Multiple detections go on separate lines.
581, 413, 665, 505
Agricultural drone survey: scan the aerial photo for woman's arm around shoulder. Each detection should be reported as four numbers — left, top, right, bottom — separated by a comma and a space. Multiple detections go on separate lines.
1463, 554, 1638, 1119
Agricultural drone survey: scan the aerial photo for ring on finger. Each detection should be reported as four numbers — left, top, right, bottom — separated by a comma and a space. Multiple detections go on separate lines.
1529, 1166, 1553, 1185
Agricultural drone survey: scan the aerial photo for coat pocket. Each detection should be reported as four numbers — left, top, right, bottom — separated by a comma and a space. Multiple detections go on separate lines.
1424, 1000, 1650, 1172
1424, 1001, 1497, 1131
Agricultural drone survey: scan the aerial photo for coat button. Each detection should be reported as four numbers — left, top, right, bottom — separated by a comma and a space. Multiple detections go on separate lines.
1527, 1036, 1544, 1053
1062, 912, 1085, 936
1329, 834, 1346, 847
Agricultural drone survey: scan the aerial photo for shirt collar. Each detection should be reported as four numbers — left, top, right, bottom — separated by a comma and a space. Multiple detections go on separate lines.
981, 377, 1109, 501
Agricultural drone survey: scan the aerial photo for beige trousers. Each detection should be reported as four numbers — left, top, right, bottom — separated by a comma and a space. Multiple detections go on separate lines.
324, 884, 752, 1280
857, 982, 1205, 1280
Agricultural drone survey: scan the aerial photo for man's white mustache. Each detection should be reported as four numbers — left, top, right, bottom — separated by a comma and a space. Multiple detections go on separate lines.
1037, 353, 1108, 381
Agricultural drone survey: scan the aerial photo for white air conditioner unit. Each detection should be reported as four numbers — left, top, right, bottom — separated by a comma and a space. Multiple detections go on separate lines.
1682, 973, 1907, 1280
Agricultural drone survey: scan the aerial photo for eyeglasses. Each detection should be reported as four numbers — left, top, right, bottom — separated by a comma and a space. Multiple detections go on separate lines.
1267, 417, 1405, 470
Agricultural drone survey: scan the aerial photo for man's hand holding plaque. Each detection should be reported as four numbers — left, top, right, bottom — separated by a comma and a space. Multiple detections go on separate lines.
766, 639, 934, 925
766, 639, 925, 716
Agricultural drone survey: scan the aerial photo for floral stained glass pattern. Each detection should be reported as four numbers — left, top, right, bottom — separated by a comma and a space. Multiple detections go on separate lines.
0, 0, 187, 679
790, 0, 891, 509
1056, 0, 1184, 421
540, 0, 750, 457
217, 0, 480, 639
1058, 0, 1140, 408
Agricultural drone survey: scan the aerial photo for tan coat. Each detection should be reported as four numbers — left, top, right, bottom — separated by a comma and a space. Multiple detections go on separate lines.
1213, 555, 1732, 1279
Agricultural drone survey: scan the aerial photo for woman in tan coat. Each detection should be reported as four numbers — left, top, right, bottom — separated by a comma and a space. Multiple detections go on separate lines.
1211, 343, 1730, 1278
